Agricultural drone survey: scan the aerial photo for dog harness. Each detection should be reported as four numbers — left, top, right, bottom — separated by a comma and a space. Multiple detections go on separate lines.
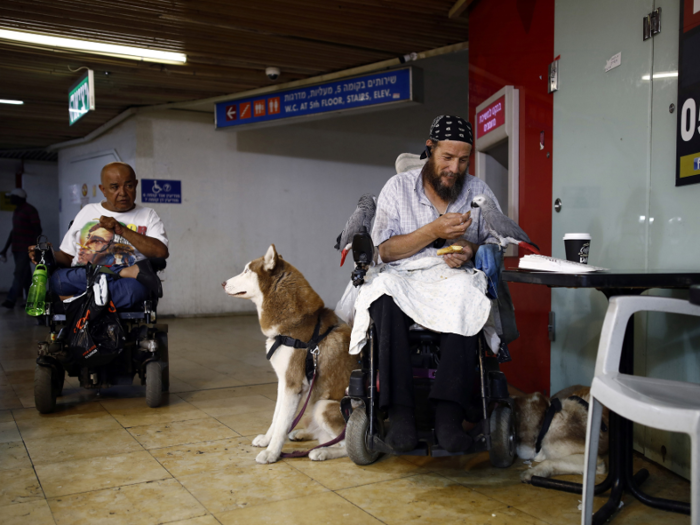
266, 314, 336, 382
534, 396, 608, 454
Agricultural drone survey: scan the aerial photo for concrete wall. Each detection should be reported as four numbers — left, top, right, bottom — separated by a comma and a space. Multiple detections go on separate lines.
57, 52, 470, 316
0, 159, 59, 293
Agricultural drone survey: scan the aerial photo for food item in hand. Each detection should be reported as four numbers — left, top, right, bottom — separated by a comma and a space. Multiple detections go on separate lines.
436, 245, 464, 256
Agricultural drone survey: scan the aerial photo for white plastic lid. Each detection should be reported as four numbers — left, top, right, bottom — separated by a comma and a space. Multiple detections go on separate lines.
563, 233, 591, 240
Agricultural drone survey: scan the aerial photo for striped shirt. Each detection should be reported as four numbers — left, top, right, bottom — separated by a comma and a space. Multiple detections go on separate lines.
12, 201, 42, 252
371, 168, 501, 263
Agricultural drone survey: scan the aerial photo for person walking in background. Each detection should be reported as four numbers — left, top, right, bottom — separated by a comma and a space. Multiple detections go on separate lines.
1, 188, 42, 309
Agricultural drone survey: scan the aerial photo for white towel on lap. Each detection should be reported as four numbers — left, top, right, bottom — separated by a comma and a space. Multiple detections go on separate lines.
349, 257, 491, 355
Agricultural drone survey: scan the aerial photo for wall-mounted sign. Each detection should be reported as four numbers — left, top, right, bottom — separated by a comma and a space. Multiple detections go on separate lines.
676, 0, 700, 186
69, 69, 95, 126
141, 179, 181, 204
215, 68, 421, 129
476, 95, 506, 138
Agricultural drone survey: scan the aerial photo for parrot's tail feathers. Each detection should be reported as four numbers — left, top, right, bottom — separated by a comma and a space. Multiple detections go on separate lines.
519, 242, 541, 255
340, 248, 349, 267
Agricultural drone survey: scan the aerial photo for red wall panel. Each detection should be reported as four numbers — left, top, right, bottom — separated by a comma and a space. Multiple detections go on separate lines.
469, 0, 554, 394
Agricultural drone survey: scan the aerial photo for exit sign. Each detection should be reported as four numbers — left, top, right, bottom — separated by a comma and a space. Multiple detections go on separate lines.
69, 69, 95, 125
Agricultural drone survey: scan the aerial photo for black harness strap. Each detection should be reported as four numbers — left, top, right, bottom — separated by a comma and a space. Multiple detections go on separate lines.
535, 397, 562, 454
535, 395, 607, 454
266, 315, 336, 381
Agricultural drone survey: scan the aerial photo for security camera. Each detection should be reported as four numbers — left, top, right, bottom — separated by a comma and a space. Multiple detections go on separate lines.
265, 67, 280, 81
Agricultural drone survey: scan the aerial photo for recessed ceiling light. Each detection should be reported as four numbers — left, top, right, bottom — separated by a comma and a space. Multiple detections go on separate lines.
0, 99, 24, 105
0, 29, 186, 64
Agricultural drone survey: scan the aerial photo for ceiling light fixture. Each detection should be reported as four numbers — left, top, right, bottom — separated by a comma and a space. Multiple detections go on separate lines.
0, 99, 24, 105
0, 29, 186, 64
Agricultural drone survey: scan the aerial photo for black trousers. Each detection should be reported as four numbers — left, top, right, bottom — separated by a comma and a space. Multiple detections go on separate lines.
369, 294, 477, 412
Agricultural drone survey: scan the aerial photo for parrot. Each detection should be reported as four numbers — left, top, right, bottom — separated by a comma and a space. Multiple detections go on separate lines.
334, 193, 377, 266
470, 193, 540, 254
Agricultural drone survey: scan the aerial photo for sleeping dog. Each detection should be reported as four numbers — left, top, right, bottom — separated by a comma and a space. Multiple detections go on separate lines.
515, 385, 609, 482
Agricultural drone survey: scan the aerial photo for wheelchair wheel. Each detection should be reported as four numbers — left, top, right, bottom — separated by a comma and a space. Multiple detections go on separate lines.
155, 331, 169, 392
489, 405, 516, 468
346, 406, 381, 465
34, 364, 57, 414
145, 360, 163, 408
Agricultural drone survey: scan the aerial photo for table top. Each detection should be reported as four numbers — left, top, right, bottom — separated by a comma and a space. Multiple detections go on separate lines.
501, 269, 700, 290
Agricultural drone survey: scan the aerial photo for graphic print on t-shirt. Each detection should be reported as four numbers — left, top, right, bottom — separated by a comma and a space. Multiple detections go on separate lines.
77, 220, 147, 267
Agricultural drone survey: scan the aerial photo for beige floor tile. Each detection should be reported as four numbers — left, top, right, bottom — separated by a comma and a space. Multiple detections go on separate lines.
48, 478, 206, 525
216, 410, 273, 437
174, 376, 247, 390
216, 491, 383, 525
0, 467, 44, 506
178, 385, 274, 403
15, 412, 123, 440
338, 473, 509, 525
0, 441, 32, 470
178, 461, 328, 514
101, 395, 208, 428
24, 428, 143, 466
188, 394, 276, 418
287, 455, 426, 491
0, 499, 55, 525
12, 400, 106, 421
36, 450, 171, 497
226, 368, 277, 386
0, 420, 21, 443
127, 416, 239, 449
151, 436, 266, 477
167, 516, 221, 525
0, 396, 23, 410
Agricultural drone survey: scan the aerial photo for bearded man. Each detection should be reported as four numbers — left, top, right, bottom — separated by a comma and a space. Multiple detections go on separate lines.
369, 115, 503, 453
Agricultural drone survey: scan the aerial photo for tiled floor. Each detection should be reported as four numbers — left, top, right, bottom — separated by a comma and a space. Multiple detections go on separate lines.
0, 300, 691, 524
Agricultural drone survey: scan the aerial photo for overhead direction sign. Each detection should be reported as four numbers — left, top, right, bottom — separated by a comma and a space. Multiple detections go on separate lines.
215, 68, 420, 129
68, 69, 95, 126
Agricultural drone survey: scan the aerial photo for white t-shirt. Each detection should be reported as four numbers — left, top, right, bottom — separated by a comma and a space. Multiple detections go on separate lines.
59, 202, 168, 268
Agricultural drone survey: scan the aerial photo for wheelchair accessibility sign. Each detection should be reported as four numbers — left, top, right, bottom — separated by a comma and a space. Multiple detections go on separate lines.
141, 179, 181, 204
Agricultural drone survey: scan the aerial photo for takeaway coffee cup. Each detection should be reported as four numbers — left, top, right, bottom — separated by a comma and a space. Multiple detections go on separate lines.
564, 233, 591, 264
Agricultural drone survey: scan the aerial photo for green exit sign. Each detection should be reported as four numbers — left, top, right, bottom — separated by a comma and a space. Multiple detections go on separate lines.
68, 69, 95, 125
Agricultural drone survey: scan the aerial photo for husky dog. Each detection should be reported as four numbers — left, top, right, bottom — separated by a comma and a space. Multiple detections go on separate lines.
223, 245, 357, 464
515, 386, 609, 482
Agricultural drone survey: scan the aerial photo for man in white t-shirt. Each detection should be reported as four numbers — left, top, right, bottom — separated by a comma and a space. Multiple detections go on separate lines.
34, 162, 169, 309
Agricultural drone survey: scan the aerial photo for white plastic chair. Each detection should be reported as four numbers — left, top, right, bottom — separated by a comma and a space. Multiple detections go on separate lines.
581, 294, 700, 525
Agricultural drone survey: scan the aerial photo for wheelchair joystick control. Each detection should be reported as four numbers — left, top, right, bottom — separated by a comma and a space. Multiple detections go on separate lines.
351, 227, 374, 287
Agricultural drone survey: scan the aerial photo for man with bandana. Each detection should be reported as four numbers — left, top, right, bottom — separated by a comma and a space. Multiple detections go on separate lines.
370, 115, 503, 453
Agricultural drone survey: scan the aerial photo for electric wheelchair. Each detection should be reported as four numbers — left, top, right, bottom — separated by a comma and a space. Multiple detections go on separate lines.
341, 228, 517, 467
33, 257, 169, 414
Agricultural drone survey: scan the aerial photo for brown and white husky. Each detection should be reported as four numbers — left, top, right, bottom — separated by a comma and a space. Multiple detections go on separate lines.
223, 244, 357, 464
515, 386, 610, 482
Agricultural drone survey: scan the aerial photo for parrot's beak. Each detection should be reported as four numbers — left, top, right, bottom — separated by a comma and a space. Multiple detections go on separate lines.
340, 248, 349, 267
470, 201, 479, 208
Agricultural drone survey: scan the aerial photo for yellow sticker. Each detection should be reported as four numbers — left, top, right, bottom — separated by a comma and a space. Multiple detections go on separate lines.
127, 223, 137, 232
679, 152, 700, 179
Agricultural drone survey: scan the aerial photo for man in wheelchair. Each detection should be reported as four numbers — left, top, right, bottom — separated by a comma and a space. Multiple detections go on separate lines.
28, 161, 170, 413
30, 162, 168, 306
364, 115, 504, 454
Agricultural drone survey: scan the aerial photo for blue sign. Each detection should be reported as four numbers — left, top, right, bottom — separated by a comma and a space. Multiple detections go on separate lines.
215, 68, 419, 129
141, 179, 181, 204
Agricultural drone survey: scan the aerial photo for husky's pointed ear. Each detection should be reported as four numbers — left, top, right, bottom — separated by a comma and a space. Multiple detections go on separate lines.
263, 244, 278, 271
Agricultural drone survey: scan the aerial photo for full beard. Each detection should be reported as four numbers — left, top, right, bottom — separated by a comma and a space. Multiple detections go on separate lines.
422, 157, 467, 203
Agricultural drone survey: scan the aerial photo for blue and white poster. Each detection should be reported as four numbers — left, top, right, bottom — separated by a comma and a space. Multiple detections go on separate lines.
215, 68, 420, 129
142, 179, 181, 204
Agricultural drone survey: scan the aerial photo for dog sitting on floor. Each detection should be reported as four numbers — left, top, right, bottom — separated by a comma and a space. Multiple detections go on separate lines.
514, 385, 609, 482
222, 244, 357, 464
